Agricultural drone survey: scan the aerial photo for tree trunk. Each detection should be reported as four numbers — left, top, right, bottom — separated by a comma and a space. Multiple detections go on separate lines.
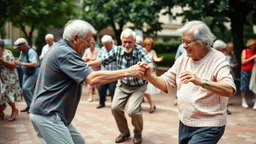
230, 15, 244, 80
229, 0, 252, 80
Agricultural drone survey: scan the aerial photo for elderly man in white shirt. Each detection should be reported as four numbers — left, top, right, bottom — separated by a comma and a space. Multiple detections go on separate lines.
39, 33, 55, 61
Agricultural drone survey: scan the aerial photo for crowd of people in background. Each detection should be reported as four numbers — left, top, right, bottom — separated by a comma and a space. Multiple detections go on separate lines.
0, 19, 256, 144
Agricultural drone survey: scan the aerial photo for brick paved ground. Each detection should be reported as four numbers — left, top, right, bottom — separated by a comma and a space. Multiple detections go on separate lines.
0, 85, 256, 144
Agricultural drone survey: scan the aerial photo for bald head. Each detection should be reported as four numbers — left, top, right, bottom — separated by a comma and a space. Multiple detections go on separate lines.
45, 34, 54, 46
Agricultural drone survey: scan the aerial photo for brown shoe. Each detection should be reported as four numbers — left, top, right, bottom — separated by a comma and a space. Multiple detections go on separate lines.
133, 134, 142, 144
115, 134, 130, 143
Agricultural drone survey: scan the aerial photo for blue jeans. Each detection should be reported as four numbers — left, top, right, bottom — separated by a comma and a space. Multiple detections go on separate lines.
179, 121, 225, 144
30, 113, 84, 144
98, 81, 117, 105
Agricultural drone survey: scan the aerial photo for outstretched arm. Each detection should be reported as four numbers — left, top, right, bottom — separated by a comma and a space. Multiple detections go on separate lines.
138, 62, 168, 92
85, 64, 145, 85
86, 59, 102, 67
152, 51, 163, 62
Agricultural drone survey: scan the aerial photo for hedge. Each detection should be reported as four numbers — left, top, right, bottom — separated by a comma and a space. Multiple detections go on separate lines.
155, 53, 175, 67
6, 47, 20, 58
153, 39, 180, 54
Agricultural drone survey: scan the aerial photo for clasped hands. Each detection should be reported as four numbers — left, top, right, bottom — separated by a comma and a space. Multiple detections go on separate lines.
130, 61, 203, 86
128, 62, 153, 78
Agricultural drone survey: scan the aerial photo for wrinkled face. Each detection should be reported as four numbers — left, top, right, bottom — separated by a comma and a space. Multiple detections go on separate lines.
103, 41, 113, 51
45, 38, 54, 46
76, 30, 92, 54
181, 33, 205, 60
122, 35, 135, 54
17, 44, 26, 52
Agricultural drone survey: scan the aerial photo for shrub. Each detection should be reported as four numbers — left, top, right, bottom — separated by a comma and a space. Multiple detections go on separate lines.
6, 47, 20, 58
155, 53, 175, 67
154, 39, 180, 54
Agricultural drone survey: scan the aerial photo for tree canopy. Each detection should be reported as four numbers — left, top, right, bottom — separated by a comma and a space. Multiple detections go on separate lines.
82, 0, 164, 44
161, 0, 256, 64
10, 0, 79, 45
0, 0, 23, 29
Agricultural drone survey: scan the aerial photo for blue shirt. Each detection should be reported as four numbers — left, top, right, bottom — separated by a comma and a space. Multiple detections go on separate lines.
101, 44, 152, 86
19, 47, 40, 75
30, 40, 93, 126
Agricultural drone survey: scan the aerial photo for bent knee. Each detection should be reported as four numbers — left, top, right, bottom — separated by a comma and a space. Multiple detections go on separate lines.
127, 109, 141, 116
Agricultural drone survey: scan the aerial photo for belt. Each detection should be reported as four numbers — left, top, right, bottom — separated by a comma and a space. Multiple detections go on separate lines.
121, 81, 147, 87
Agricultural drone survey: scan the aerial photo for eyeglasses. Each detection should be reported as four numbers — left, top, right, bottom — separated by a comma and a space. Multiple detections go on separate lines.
179, 38, 197, 46
85, 38, 92, 43
79, 36, 91, 43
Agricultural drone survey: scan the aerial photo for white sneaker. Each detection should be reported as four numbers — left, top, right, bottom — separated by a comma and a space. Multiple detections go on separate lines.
242, 101, 249, 108
253, 102, 256, 110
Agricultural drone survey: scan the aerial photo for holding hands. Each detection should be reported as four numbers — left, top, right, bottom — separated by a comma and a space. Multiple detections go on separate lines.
128, 64, 146, 78
137, 62, 153, 79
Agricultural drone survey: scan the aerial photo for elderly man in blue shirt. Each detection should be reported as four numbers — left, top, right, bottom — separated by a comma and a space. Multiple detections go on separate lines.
14, 38, 40, 113
88, 28, 153, 144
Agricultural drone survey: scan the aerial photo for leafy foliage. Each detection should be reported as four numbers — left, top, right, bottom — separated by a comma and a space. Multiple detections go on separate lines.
10, 0, 78, 46
0, 0, 23, 28
161, 0, 256, 64
82, 0, 164, 44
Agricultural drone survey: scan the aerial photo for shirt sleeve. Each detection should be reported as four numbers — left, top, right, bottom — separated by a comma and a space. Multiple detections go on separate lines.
214, 57, 237, 95
160, 62, 177, 93
60, 52, 93, 84
100, 48, 116, 66
28, 49, 40, 66
40, 45, 47, 57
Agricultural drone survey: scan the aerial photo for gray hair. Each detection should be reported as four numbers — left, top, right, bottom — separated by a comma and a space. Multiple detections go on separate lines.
120, 28, 136, 40
101, 35, 113, 43
213, 40, 226, 49
45, 33, 54, 39
63, 19, 96, 41
177, 20, 215, 48
0, 39, 5, 48
135, 36, 143, 44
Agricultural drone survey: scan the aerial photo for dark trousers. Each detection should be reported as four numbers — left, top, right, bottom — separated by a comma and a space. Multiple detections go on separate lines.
179, 121, 225, 144
98, 81, 117, 105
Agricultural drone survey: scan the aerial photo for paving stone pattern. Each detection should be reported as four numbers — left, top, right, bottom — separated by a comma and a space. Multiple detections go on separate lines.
0, 86, 256, 144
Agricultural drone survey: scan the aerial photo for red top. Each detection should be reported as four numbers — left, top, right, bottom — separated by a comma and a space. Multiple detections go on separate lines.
241, 49, 256, 72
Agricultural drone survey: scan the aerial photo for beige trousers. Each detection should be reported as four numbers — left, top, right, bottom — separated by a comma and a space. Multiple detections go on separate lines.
111, 81, 147, 136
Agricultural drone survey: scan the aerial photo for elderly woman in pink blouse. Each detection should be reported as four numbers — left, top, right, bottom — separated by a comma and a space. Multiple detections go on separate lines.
140, 20, 236, 144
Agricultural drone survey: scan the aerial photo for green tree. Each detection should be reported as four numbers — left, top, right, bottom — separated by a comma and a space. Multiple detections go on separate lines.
10, 0, 79, 46
82, 0, 163, 44
161, 0, 256, 65
0, 0, 23, 28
